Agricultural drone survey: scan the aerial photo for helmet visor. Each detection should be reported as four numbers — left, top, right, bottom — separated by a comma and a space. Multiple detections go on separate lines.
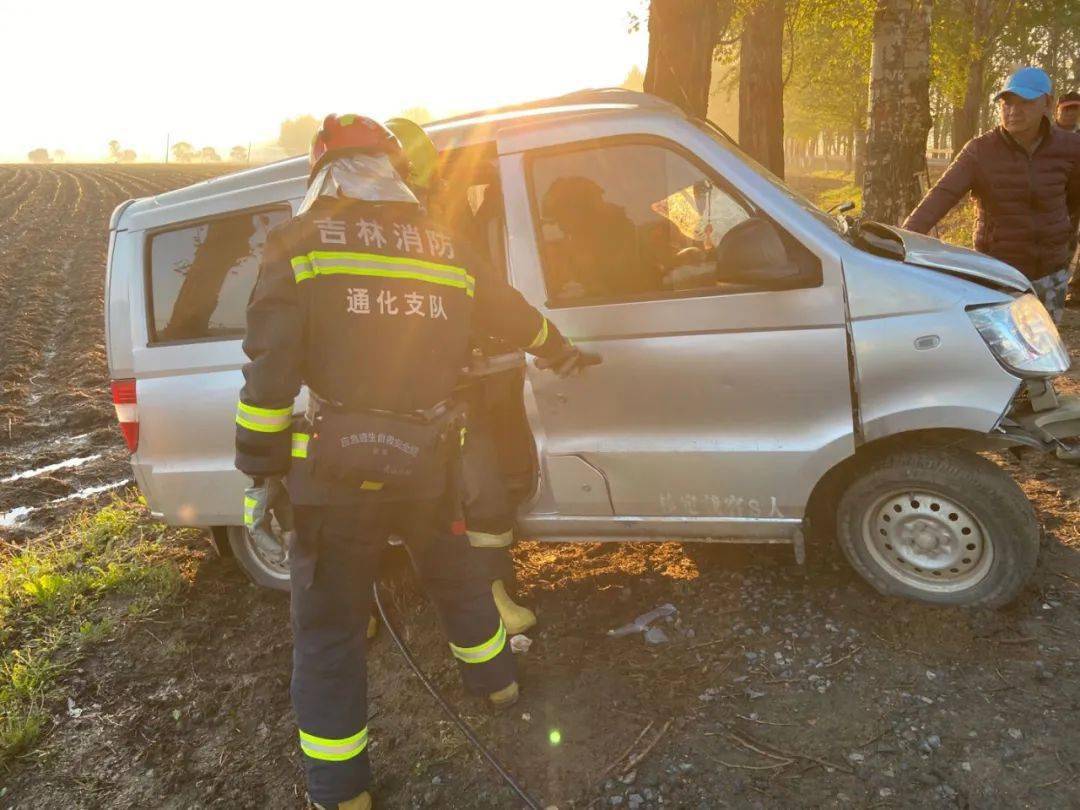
298, 154, 418, 215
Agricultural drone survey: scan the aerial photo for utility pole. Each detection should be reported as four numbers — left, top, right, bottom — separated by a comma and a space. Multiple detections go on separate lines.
247, 141, 252, 164
164, 133, 170, 164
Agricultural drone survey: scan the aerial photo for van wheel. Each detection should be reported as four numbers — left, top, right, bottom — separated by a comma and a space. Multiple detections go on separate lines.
225, 525, 291, 592
836, 447, 1037, 608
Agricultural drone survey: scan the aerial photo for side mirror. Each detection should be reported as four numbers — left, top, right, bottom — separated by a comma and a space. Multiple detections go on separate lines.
715, 217, 805, 289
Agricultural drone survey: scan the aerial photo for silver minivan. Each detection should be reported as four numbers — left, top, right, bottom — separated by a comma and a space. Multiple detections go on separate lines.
105, 89, 1080, 607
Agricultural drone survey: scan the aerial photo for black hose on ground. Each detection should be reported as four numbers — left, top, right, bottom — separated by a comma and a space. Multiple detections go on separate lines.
371, 582, 543, 810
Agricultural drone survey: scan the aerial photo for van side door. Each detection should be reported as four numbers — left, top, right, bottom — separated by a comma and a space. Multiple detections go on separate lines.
497, 120, 854, 532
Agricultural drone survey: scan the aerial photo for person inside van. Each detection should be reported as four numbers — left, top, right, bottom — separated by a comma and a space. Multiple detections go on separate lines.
541, 175, 653, 299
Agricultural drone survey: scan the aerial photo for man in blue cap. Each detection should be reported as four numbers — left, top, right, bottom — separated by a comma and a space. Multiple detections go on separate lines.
904, 67, 1080, 322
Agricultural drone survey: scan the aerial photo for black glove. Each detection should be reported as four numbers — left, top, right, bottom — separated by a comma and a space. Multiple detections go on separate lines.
535, 341, 602, 378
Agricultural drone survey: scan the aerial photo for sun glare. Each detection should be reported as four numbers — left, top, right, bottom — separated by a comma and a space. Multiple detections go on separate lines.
2, 0, 647, 162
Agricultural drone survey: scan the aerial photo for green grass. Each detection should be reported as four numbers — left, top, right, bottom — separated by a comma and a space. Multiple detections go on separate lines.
0, 496, 197, 766
816, 180, 863, 217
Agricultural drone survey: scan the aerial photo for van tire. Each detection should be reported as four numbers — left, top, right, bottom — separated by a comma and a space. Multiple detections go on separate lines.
225, 525, 291, 592
836, 447, 1037, 608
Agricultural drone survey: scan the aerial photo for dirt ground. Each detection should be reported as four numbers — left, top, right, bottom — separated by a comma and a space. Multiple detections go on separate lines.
3, 166, 1080, 809
0, 163, 230, 537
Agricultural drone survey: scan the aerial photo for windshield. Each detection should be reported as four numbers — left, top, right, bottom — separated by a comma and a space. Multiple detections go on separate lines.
692, 118, 841, 234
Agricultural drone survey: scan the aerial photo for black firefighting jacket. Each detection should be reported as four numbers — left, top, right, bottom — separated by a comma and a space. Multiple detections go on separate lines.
234, 197, 565, 503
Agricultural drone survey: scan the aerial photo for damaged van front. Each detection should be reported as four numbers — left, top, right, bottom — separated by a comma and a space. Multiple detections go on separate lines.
846, 220, 1078, 459
815, 209, 1075, 606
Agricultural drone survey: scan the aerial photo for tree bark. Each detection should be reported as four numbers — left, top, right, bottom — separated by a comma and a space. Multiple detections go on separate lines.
644, 0, 734, 117
738, 0, 786, 177
861, 0, 933, 225
952, 0, 994, 158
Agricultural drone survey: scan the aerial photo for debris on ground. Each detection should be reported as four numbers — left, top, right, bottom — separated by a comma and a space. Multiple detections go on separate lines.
607, 603, 677, 638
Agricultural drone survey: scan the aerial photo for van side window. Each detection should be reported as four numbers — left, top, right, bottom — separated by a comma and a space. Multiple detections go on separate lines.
529, 142, 818, 305
148, 208, 289, 342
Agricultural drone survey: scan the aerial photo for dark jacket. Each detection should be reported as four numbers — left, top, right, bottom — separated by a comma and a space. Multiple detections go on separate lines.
234, 197, 565, 499
903, 121, 1080, 280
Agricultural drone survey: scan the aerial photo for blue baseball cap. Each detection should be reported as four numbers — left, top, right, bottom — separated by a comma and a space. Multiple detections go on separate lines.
994, 67, 1052, 101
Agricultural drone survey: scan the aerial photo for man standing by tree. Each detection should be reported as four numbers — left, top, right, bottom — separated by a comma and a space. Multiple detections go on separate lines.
903, 67, 1080, 322
1062, 93, 1080, 302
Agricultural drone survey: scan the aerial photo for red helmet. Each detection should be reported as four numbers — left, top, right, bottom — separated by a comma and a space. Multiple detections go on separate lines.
308, 114, 407, 182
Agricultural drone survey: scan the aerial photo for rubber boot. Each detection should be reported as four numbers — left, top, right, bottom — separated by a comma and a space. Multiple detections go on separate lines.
314, 791, 372, 810
489, 680, 519, 710
492, 579, 536, 635
339, 792, 372, 810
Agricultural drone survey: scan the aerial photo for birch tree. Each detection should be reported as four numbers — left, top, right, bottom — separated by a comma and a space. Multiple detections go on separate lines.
861, 0, 932, 224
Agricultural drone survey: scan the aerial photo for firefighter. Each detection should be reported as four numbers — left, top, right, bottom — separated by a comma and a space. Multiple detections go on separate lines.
235, 114, 597, 810
387, 117, 537, 635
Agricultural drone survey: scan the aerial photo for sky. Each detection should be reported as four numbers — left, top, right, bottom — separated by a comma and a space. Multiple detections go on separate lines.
2, 0, 648, 162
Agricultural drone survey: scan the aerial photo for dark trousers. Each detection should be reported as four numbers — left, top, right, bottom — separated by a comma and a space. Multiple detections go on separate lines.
289, 498, 515, 806
462, 385, 520, 588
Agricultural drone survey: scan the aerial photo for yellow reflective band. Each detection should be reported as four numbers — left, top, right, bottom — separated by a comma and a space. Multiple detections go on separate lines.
298, 727, 369, 762
360, 481, 384, 491
466, 529, 514, 549
291, 432, 310, 459
449, 621, 507, 665
235, 401, 292, 433
238, 402, 293, 419
292, 265, 315, 283
528, 318, 549, 350
243, 496, 257, 528
290, 251, 476, 297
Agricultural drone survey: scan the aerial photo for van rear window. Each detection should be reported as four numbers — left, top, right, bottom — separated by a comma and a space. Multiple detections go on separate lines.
147, 207, 290, 343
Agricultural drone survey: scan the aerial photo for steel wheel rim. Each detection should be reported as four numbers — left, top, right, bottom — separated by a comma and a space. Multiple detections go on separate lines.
861, 488, 993, 593
244, 519, 291, 582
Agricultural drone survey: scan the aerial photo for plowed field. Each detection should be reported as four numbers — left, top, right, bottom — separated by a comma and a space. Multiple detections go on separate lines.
3, 166, 1080, 809
0, 164, 230, 538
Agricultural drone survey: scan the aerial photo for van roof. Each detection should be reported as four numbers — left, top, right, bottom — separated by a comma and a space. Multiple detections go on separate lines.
120, 89, 683, 220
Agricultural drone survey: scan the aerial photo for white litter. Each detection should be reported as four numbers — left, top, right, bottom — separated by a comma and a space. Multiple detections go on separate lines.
608, 603, 677, 638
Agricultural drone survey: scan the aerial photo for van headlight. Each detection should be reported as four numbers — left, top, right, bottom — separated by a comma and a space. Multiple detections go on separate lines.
968, 294, 1070, 377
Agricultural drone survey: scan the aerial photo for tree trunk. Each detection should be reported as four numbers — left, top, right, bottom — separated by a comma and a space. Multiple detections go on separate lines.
738, 0, 786, 177
930, 88, 944, 150
1045, 16, 1061, 86
861, 0, 933, 225
851, 95, 868, 185
644, 0, 734, 117
952, 0, 993, 158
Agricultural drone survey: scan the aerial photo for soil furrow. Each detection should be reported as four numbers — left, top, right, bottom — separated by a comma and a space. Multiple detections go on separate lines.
0, 165, 233, 538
